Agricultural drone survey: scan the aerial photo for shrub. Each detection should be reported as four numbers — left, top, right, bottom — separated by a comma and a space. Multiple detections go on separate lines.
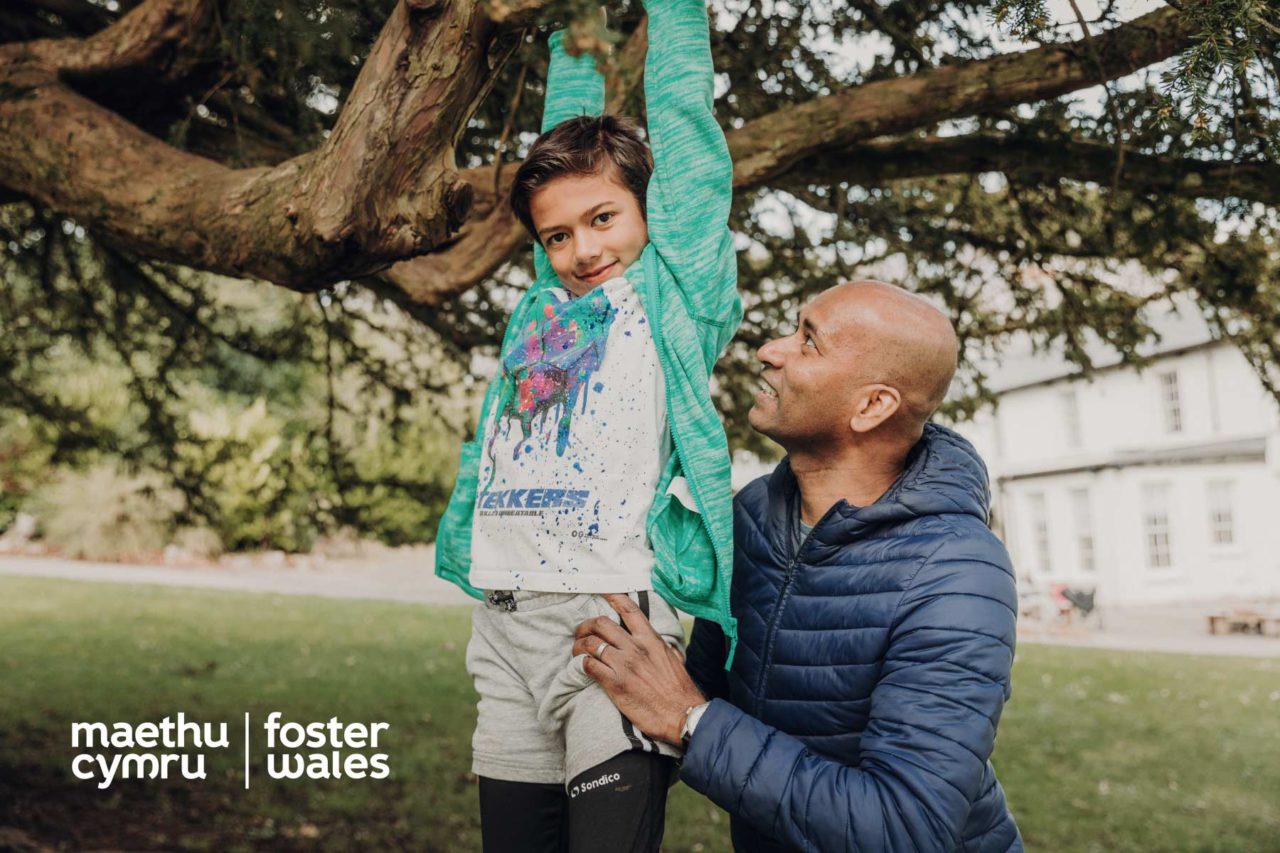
180, 397, 324, 552
0, 415, 53, 534
29, 463, 182, 560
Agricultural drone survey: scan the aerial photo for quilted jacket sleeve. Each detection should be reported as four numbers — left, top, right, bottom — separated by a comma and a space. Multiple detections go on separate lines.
681, 532, 1018, 852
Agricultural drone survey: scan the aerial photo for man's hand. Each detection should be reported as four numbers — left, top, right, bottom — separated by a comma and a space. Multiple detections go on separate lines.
572, 593, 707, 746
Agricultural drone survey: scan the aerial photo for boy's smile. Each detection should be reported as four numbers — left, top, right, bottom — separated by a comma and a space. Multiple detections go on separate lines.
529, 169, 650, 297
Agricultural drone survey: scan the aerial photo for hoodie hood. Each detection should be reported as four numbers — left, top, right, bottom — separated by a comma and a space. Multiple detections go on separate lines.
765, 423, 992, 556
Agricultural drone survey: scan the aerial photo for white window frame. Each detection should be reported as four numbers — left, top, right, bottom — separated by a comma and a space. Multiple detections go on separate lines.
1070, 487, 1095, 573
1207, 480, 1236, 547
1142, 483, 1174, 569
1027, 492, 1051, 575
1158, 371, 1183, 434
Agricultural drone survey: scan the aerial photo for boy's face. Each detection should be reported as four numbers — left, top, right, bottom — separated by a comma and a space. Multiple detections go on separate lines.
529, 169, 649, 297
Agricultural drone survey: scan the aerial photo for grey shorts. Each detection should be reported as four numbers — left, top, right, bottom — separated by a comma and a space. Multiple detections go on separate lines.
465, 589, 685, 786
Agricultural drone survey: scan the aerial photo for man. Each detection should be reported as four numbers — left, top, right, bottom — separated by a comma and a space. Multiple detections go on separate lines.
573, 281, 1023, 851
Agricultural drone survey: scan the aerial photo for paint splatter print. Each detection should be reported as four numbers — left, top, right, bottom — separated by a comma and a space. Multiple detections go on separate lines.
489, 287, 616, 462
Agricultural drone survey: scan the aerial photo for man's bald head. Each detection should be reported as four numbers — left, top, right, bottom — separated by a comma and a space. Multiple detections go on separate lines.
828, 281, 959, 434
748, 280, 959, 451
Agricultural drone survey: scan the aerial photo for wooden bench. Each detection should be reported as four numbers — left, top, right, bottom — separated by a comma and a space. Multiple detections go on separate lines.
1207, 609, 1280, 636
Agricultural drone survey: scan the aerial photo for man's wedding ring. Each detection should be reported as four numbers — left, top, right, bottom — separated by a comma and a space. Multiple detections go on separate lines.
594, 641, 609, 659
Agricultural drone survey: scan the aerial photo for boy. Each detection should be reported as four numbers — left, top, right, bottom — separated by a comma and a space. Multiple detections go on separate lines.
434, 1, 739, 849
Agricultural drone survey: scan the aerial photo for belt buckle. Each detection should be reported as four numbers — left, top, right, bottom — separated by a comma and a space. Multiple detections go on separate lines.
486, 590, 517, 612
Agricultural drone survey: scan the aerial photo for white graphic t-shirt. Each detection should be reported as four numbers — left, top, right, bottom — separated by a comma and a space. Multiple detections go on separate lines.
469, 275, 667, 593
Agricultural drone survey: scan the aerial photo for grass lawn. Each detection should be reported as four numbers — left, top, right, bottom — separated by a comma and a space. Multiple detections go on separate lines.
1, 576, 1277, 852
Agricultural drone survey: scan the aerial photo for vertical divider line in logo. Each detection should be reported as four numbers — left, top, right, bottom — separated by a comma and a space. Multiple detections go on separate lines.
244, 712, 250, 790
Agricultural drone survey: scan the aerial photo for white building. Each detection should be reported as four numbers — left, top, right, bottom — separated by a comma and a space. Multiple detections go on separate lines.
960, 305, 1280, 606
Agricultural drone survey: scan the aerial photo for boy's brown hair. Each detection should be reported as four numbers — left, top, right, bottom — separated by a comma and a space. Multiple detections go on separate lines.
510, 115, 654, 242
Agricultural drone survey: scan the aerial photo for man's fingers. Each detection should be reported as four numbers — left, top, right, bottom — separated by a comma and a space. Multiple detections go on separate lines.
573, 612, 632, 648
571, 635, 607, 659
581, 653, 615, 686
587, 613, 633, 649
603, 593, 661, 639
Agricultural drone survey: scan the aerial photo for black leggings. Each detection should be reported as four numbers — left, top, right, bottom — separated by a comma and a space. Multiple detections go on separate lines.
478, 751, 676, 853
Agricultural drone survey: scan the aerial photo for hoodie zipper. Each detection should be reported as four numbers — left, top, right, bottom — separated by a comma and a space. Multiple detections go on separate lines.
752, 501, 834, 713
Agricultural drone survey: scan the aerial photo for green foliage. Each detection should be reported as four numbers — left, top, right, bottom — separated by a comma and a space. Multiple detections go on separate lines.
1159, 0, 1279, 145
0, 204, 468, 552
341, 406, 461, 546
2, 1, 1278, 486
0, 414, 52, 532
178, 397, 324, 552
991, 0, 1050, 40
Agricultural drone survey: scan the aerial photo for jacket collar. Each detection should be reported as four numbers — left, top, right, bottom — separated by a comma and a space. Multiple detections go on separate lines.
763, 423, 992, 559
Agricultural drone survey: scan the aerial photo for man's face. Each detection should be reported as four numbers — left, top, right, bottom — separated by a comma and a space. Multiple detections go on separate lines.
749, 288, 865, 448
529, 170, 649, 297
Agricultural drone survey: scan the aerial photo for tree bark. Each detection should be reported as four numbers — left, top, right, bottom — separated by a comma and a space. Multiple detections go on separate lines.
781, 134, 1280, 205
0, 0, 534, 289
380, 16, 650, 307
2, 0, 223, 78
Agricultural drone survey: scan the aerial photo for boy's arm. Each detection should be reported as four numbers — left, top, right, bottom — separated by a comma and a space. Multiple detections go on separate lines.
641, 0, 736, 322
532, 30, 608, 282
541, 30, 606, 133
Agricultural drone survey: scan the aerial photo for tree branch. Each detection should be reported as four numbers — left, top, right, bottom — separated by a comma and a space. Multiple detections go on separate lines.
378, 16, 650, 306
380, 7, 1201, 305
780, 133, 1280, 205
727, 7, 1196, 187
0, 0, 224, 81
851, 0, 930, 66
0, 3, 1214, 308
0, 0, 534, 289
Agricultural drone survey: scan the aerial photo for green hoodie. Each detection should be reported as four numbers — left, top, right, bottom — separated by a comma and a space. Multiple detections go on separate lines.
434, 0, 741, 660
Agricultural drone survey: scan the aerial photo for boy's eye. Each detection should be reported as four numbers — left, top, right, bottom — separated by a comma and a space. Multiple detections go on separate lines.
593, 212, 614, 225
545, 233, 567, 247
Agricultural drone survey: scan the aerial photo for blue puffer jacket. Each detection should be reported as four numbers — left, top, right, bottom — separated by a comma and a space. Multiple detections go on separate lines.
681, 424, 1022, 852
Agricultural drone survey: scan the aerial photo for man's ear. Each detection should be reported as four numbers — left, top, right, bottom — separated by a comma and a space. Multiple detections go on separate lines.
849, 385, 901, 434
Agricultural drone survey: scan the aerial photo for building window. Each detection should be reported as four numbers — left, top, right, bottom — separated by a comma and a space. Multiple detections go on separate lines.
1061, 388, 1082, 448
1028, 492, 1051, 574
1142, 483, 1173, 569
1158, 371, 1183, 433
1207, 480, 1235, 546
1070, 488, 1095, 573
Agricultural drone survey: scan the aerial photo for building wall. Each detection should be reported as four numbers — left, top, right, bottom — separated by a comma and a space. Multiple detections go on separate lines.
998, 463, 1280, 605
963, 342, 1280, 605
987, 344, 1279, 473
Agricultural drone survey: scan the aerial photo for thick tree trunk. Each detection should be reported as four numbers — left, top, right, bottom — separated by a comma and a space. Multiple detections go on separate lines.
0, 0, 522, 288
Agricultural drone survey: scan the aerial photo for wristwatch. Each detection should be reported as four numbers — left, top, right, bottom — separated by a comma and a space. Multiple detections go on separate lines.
680, 701, 711, 750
